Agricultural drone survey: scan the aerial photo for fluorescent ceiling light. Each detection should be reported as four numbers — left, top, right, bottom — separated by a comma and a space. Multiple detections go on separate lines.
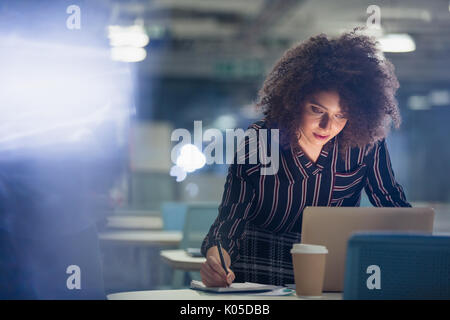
407, 96, 430, 110
213, 115, 237, 130
429, 90, 450, 106
110, 47, 147, 63
108, 25, 149, 48
378, 33, 416, 53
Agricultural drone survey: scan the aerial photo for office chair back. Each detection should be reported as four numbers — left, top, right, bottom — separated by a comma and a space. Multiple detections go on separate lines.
180, 202, 219, 250
161, 202, 188, 231
343, 233, 450, 300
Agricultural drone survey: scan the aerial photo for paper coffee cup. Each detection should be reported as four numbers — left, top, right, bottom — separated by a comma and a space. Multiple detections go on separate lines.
291, 244, 328, 298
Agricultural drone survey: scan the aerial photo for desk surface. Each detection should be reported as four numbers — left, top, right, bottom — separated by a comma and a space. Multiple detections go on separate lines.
114, 209, 160, 216
99, 230, 182, 246
106, 216, 163, 230
161, 249, 205, 271
107, 289, 342, 300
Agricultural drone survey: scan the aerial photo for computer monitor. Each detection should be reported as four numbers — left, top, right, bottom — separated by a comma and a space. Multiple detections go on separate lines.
300, 207, 435, 292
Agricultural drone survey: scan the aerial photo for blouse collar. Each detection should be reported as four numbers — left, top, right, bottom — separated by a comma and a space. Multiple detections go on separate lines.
294, 136, 336, 176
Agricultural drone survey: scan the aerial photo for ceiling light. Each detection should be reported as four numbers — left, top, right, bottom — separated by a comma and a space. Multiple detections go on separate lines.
429, 90, 450, 106
407, 96, 430, 110
378, 33, 416, 53
110, 47, 146, 63
108, 25, 149, 48
213, 115, 237, 131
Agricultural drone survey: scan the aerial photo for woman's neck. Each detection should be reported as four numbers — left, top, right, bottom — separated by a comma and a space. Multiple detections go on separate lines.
298, 139, 322, 164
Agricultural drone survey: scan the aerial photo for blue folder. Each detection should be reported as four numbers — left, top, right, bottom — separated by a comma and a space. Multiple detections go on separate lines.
343, 233, 450, 300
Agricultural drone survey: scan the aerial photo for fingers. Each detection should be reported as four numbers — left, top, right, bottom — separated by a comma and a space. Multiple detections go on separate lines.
200, 264, 225, 287
209, 255, 228, 278
201, 256, 227, 286
226, 268, 235, 285
201, 255, 235, 287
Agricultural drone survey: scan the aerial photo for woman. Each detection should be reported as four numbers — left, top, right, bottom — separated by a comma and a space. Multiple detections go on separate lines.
200, 29, 411, 287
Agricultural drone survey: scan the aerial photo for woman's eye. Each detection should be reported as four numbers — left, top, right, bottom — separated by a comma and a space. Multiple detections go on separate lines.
335, 114, 346, 120
311, 106, 323, 114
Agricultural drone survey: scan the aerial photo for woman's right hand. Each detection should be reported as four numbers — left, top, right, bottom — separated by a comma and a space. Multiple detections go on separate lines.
200, 246, 235, 287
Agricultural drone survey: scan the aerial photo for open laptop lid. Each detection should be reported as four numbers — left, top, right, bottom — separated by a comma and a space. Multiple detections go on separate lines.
300, 207, 435, 292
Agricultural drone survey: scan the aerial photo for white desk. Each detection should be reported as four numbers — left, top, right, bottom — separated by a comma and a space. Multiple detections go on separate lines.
114, 209, 160, 217
99, 231, 182, 288
106, 216, 163, 230
107, 289, 342, 300
160, 249, 205, 271
99, 230, 182, 247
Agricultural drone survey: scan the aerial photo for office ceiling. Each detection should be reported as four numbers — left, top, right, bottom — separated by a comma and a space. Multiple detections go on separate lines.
105, 0, 450, 84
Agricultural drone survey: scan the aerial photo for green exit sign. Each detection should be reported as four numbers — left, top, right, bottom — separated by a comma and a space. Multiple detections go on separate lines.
214, 59, 264, 78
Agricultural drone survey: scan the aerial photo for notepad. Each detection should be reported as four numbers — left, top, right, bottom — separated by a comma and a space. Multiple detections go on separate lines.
190, 280, 282, 293
185, 248, 203, 257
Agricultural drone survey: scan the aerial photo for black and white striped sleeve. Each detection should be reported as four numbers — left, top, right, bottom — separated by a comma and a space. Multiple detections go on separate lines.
364, 139, 412, 207
201, 160, 256, 262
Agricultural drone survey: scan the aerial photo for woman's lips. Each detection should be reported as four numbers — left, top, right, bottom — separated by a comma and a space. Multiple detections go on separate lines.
313, 133, 329, 140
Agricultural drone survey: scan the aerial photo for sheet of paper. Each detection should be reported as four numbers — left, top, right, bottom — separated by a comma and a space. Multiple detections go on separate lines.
253, 288, 294, 296
190, 280, 288, 294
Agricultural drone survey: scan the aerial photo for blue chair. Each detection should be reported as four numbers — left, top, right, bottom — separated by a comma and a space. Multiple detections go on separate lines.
162, 202, 219, 288
161, 202, 188, 231
180, 202, 219, 250
343, 232, 450, 300
160, 202, 218, 244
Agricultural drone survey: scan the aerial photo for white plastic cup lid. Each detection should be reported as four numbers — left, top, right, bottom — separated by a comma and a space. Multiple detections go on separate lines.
290, 243, 328, 254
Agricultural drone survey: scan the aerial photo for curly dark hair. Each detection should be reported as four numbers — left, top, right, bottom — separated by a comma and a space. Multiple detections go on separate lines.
256, 28, 401, 154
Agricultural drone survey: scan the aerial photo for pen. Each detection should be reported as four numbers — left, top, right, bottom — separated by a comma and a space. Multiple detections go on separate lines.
216, 238, 229, 276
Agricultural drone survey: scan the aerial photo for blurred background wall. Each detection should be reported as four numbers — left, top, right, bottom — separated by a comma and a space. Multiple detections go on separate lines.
117, 0, 450, 206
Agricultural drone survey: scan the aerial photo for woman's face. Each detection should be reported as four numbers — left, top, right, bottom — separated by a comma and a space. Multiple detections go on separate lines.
298, 91, 348, 148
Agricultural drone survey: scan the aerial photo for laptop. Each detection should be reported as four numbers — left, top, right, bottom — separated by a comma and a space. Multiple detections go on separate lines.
300, 206, 435, 292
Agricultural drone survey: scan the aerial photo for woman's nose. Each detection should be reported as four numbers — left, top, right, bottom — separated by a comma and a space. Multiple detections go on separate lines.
319, 114, 331, 131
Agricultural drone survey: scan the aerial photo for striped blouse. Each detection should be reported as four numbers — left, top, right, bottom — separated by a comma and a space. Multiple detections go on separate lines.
201, 119, 411, 285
